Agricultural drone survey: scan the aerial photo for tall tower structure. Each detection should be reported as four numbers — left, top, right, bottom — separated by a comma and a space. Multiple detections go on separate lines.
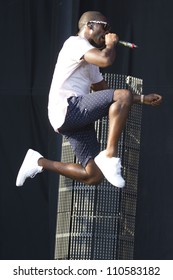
54, 74, 143, 260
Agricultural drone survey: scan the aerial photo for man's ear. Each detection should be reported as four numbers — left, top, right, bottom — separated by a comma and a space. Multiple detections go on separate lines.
87, 22, 94, 30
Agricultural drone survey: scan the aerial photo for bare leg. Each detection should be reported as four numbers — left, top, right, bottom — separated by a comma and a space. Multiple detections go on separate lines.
38, 158, 103, 185
16, 90, 133, 187
105, 89, 133, 157
38, 89, 132, 185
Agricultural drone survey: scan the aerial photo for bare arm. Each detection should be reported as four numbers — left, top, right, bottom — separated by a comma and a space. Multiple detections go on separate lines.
84, 33, 119, 68
91, 79, 109, 91
133, 93, 162, 106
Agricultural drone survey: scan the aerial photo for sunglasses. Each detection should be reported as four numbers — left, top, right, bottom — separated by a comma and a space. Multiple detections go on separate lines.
87, 20, 111, 31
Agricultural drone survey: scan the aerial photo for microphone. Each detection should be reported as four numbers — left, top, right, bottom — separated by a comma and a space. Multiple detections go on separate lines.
118, 40, 138, 48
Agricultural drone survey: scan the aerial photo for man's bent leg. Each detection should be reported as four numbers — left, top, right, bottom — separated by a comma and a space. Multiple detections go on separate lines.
106, 89, 133, 157
94, 89, 133, 188
16, 149, 103, 187
38, 157, 103, 185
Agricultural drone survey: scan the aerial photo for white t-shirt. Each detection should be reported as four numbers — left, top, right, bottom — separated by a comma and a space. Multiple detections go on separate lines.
48, 36, 103, 131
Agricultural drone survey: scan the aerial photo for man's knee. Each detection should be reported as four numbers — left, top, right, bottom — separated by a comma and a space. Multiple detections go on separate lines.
85, 160, 104, 185
113, 89, 133, 105
87, 173, 103, 185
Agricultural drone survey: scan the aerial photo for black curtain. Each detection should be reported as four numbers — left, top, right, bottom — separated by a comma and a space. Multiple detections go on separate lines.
1, 0, 173, 259
0, 0, 79, 260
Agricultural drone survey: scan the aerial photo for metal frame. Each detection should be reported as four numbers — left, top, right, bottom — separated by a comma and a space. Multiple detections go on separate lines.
54, 74, 143, 260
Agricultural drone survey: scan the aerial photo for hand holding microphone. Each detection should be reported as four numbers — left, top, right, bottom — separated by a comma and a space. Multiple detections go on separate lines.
105, 33, 138, 49
105, 33, 119, 48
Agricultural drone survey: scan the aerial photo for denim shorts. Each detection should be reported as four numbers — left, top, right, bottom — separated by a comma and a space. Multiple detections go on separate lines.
59, 89, 114, 167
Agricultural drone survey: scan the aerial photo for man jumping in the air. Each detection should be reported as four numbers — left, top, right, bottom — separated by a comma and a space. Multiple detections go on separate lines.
16, 11, 162, 188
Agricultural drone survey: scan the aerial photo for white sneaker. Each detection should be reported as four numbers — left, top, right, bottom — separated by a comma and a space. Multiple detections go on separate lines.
94, 150, 125, 188
16, 149, 43, 187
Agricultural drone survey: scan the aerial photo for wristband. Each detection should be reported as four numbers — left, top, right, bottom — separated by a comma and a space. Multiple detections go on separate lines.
141, 94, 144, 104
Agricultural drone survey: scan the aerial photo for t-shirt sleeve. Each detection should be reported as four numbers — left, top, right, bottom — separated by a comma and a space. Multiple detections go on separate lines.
67, 36, 95, 62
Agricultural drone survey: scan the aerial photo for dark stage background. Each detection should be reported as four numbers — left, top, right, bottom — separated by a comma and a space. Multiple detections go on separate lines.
0, 0, 173, 259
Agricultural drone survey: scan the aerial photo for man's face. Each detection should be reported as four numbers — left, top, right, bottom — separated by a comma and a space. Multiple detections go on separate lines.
88, 20, 111, 49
